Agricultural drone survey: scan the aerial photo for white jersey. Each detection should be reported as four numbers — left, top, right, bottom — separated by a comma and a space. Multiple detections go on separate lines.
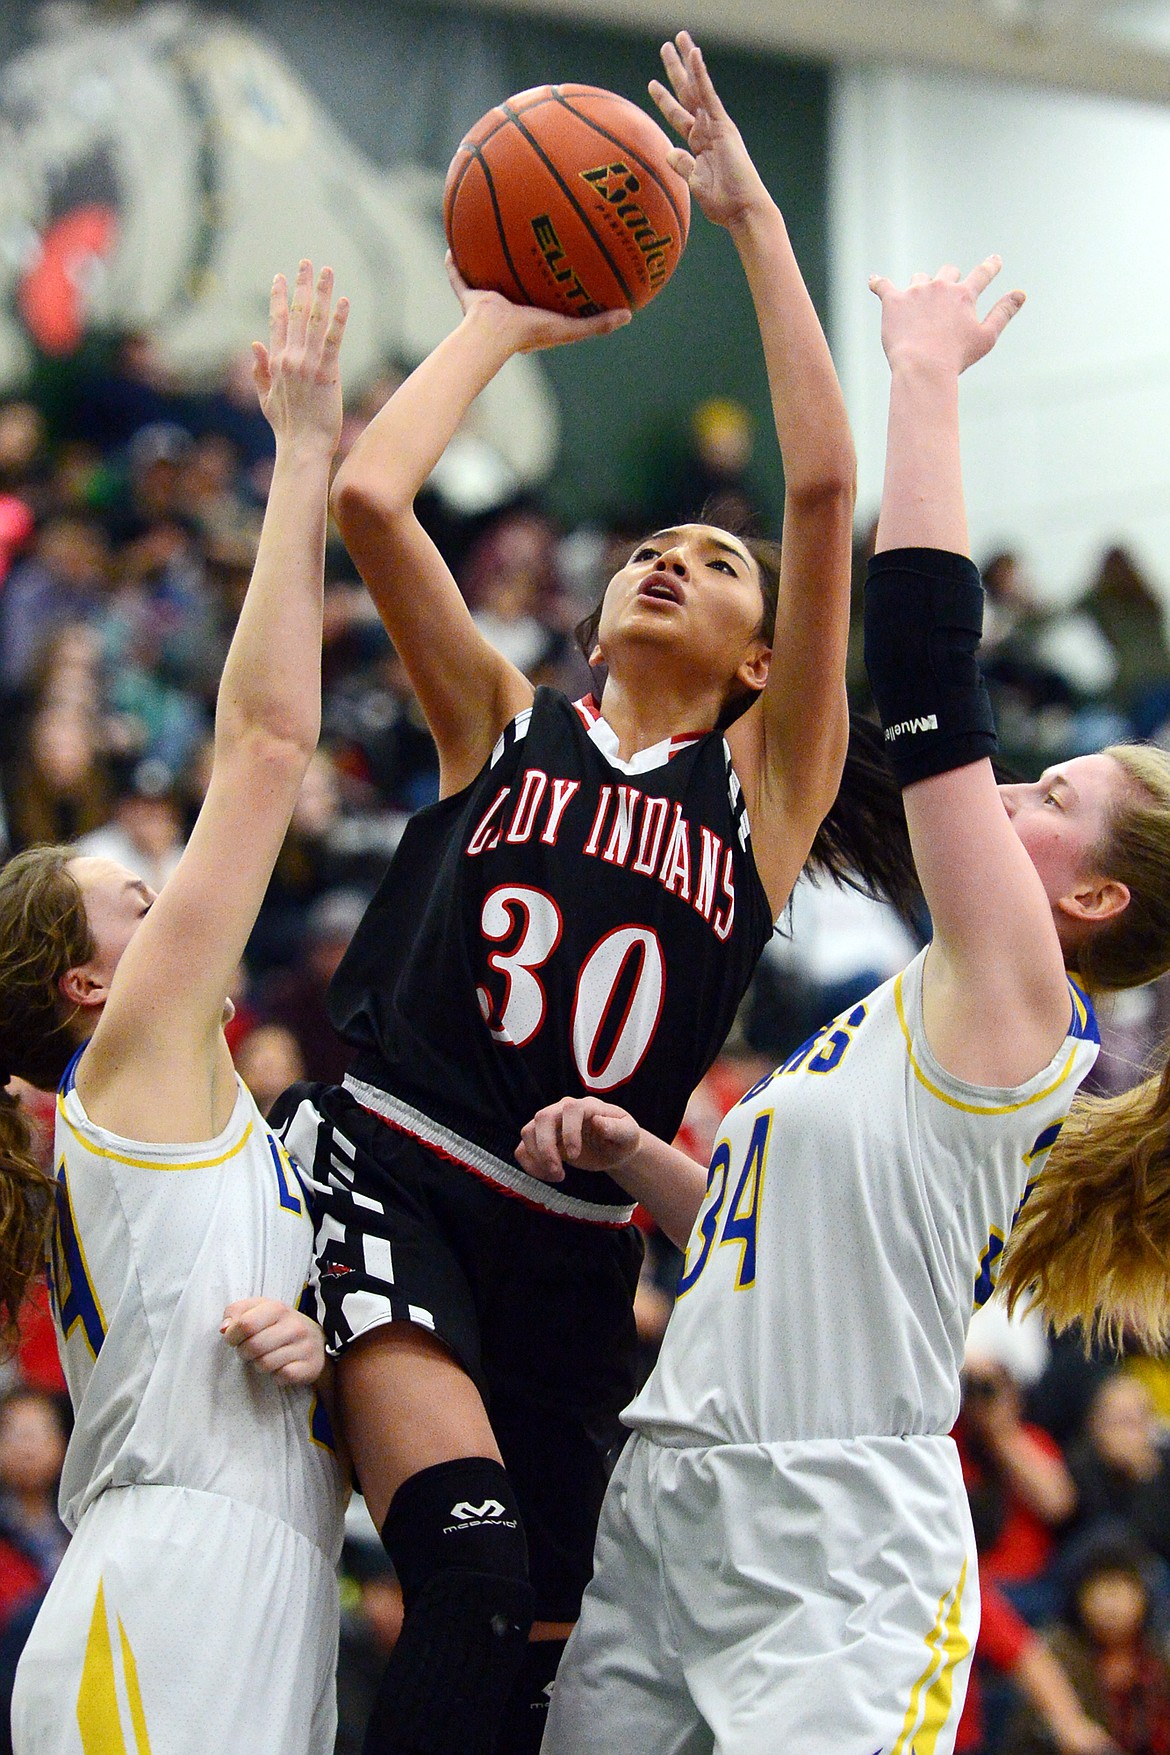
628, 947, 1099, 1448
47, 1050, 346, 1558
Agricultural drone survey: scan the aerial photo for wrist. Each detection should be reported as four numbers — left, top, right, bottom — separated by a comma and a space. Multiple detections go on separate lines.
272, 435, 338, 471
459, 298, 522, 366
726, 185, 784, 246
886, 352, 962, 389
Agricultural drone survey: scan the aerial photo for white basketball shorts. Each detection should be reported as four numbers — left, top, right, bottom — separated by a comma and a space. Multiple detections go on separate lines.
12, 1482, 339, 1755
543, 1431, 979, 1755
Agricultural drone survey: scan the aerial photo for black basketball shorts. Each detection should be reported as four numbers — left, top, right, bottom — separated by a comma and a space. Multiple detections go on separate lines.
269, 1079, 644, 1621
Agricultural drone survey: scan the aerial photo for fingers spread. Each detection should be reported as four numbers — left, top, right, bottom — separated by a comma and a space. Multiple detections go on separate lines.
321, 296, 349, 371
269, 272, 289, 355
306, 264, 334, 341
937, 264, 962, 284
288, 258, 313, 349
649, 77, 694, 140
964, 253, 1003, 300
682, 37, 727, 121
982, 289, 1026, 342
251, 341, 271, 397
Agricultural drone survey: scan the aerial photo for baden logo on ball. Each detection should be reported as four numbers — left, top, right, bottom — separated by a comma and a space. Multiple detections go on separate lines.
444, 84, 690, 317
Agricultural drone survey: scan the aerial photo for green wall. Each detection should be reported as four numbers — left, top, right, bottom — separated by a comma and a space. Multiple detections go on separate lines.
490, 18, 830, 530
232, 0, 831, 532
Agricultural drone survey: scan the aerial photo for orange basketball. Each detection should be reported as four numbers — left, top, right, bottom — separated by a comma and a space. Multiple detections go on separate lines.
444, 84, 690, 317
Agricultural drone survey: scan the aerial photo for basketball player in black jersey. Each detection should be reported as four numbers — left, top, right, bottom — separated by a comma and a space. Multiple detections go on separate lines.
271, 35, 870, 1755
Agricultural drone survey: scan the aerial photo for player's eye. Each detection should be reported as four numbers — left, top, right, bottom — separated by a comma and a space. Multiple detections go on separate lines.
631, 545, 660, 564
708, 557, 736, 575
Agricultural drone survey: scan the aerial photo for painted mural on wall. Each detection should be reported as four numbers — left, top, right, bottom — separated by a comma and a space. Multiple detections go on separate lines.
0, 2, 557, 483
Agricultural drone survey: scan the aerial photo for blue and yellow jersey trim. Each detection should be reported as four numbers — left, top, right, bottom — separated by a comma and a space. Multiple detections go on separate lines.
56, 1095, 254, 1174
49, 1160, 107, 1359
1067, 977, 1099, 1045
59, 1043, 86, 1097
973, 1116, 1069, 1309
893, 973, 1095, 1117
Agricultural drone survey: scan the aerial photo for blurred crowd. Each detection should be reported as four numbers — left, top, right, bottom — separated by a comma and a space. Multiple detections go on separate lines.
2, 338, 1170, 1753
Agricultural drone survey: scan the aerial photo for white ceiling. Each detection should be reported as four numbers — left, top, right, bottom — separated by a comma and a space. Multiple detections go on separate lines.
447, 0, 1170, 104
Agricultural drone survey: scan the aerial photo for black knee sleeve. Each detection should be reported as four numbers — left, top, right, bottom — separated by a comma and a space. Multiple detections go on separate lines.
495, 1638, 566, 1755
361, 1459, 534, 1755
864, 547, 998, 788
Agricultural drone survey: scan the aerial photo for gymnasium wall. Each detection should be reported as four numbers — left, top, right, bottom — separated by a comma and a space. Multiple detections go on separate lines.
832, 65, 1170, 601
227, 0, 830, 530
0, 3, 831, 530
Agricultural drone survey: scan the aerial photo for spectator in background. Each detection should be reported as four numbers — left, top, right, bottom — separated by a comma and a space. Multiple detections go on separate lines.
1061, 1374, 1170, 1622
462, 503, 569, 679
0, 405, 49, 513
67, 331, 188, 455
257, 888, 365, 1085
1, 700, 113, 852
187, 348, 280, 499
744, 868, 921, 1062
247, 747, 346, 974
74, 756, 187, 893
0, 1388, 70, 1755
0, 514, 110, 694
232, 1023, 307, 1120
0, 1389, 69, 1629
637, 394, 763, 534
323, 637, 440, 815
1003, 1542, 1170, 1755
958, 1576, 1118, 1755
958, 1339, 1077, 1626
1079, 545, 1170, 728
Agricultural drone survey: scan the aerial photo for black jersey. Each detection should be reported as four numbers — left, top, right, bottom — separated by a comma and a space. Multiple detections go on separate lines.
329, 687, 774, 1214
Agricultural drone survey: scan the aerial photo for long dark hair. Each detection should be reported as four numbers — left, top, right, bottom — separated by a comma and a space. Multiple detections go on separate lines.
576, 527, 921, 923
0, 846, 91, 1345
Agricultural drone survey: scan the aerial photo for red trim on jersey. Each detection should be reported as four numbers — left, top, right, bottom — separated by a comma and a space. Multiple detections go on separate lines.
572, 696, 709, 760
353, 1101, 635, 1228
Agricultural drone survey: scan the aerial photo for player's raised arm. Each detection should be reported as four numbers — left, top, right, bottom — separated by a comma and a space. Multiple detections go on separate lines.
75, 261, 348, 1139
650, 32, 855, 916
865, 260, 1076, 1086
330, 267, 627, 796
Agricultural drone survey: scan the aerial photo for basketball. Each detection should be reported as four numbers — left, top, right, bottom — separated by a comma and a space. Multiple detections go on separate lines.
444, 84, 690, 318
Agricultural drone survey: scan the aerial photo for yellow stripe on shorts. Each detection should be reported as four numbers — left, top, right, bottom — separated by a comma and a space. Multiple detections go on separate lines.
77, 1580, 152, 1754
892, 1558, 970, 1755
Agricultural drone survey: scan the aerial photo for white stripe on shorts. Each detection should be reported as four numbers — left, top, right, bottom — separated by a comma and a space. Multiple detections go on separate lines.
341, 1078, 636, 1227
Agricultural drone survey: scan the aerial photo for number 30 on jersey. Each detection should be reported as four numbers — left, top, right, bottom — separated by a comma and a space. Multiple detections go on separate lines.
476, 884, 665, 1092
676, 1111, 773, 1298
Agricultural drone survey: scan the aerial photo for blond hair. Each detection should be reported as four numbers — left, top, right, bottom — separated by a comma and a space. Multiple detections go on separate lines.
999, 745, 1170, 1348
0, 846, 93, 1345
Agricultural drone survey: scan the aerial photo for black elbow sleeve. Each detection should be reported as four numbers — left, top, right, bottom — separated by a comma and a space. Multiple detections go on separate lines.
864, 547, 998, 789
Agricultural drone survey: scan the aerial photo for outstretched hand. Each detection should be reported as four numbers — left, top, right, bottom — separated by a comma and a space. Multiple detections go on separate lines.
869, 258, 1025, 378
649, 31, 768, 229
252, 259, 349, 454
221, 1297, 326, 1386
516, 1096, 640, 1185
446, 252, 630, 352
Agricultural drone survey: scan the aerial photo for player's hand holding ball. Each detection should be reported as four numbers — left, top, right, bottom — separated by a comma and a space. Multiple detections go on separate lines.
444, 60, 690, 334
517, 1096, 641, 1185
221, 1297, 326, 1385
443, 252, 628, 356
